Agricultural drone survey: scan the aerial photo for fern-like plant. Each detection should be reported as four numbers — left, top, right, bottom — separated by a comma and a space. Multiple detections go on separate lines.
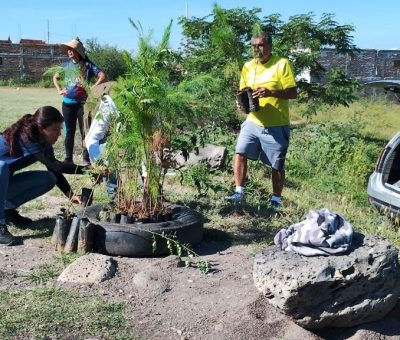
105, 20, 202, 219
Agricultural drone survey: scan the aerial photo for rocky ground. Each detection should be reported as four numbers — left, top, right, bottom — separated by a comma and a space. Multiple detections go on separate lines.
1, 193, 400, 340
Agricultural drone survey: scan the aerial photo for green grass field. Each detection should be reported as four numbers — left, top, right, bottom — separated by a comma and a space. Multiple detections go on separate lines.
291, 93, 400, 141
0, 87, 61, 131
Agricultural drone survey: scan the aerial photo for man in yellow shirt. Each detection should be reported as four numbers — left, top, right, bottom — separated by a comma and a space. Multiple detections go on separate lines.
225, 32, 297, 209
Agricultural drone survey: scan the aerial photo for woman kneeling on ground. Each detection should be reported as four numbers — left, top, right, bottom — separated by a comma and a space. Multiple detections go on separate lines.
0, 106, 86, 246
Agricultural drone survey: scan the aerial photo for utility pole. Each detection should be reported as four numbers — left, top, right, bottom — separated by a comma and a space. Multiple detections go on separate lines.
47, 20, 50, 44
185, 0, 188, 18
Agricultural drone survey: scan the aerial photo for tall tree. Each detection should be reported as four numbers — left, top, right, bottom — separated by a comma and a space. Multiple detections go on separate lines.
85, 38, 128, 80
179, 6, 360, 118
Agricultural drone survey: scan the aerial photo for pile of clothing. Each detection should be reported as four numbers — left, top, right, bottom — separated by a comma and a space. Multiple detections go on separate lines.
274, 208, 353, 256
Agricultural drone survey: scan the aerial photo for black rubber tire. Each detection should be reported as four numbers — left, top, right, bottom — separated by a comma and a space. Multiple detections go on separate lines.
78, 204, 203, 257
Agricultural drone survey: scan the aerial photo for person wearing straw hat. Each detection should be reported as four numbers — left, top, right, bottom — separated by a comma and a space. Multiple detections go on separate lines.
53, 37, 106, 166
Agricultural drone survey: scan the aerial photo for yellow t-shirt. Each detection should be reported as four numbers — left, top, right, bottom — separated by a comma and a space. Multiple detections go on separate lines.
240, 55, 296, 127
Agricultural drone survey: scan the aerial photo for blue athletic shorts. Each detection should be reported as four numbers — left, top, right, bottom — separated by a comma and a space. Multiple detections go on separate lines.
235, 119, 290, 171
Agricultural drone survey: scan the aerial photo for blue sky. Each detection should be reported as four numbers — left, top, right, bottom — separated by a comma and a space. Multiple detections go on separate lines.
1, 0, 399, 51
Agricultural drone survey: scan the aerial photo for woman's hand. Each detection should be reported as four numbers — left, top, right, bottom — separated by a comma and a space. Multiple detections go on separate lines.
70, 194, 82, 205
236, 98, 241, 111
57, 88, 67, 96
89, 164, 109, 184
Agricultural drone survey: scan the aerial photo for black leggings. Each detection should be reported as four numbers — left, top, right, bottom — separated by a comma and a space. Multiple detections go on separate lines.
62, 102, 89, 163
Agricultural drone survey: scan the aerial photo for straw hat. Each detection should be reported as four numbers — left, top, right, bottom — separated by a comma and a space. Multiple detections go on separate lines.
60, 38, 86, 59
91, 81, 116, 99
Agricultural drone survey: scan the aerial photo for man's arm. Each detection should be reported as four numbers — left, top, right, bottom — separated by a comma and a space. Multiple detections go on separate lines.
252, 86, 297, 100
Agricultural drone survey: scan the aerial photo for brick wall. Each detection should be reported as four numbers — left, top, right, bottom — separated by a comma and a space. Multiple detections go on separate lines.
0, 40, 67, 81
317, 48, 400, 82
1, 40, 399, 83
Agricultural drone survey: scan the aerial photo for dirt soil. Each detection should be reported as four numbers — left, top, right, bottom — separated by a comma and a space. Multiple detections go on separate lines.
1, 194, 400, 340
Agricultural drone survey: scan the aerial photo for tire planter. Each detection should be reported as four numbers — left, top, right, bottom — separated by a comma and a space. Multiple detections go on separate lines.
77, 204, 204, 257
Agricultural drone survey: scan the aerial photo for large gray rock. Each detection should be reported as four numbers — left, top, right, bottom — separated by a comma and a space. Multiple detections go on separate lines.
253, 233, 400, 329
58, 253, 117, 284
174, 144, 227, 171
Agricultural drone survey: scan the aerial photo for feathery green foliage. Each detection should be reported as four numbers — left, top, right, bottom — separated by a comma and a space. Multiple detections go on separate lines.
251, 22, 263, 37
107, 20, 208, 217
43, 64, 92, 96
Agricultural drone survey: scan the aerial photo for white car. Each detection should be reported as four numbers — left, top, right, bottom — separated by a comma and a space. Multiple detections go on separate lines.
366, 80, 400, 214
367, 132, 400, 214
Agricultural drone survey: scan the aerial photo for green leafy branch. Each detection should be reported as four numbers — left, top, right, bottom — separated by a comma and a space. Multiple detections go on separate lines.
152, 232, 209, 274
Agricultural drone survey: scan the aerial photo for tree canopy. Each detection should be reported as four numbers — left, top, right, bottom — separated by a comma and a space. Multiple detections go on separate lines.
179, 5, 360, 118
85, 38, 128, 81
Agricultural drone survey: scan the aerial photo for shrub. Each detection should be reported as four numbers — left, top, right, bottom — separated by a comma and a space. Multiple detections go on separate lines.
287, 121, 381, 204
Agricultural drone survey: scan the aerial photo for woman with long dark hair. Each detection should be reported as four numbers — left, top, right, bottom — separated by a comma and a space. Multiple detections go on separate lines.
0, 106, 85, 246
53, 37, 106, 166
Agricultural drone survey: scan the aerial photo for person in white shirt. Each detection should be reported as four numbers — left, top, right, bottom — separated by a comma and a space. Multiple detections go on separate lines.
84, 82, 118, 198
85, 93, 117, 163
85, 82, 118, 163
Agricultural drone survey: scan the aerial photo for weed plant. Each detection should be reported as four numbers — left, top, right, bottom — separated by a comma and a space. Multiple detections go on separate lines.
21, 264, 59, 285
287, 120, 382, 206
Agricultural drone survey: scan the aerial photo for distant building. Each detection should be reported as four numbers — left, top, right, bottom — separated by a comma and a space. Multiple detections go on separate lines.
317, 48, 400, 82
0, 38, 67, 82
1, 37, 400, 84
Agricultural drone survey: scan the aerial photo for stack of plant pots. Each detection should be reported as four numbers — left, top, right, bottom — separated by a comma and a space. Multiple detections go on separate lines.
52, 188, 94, 254
236, 87, 259, 114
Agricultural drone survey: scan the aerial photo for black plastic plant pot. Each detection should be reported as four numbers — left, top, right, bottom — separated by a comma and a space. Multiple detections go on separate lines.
81, 187, 94, 207
120, 214, 134, 224
247, 89, 260, 112
237, 88, 250, 114
77, 204, 204, 257
52, 210, 75, 251
109, 212, 121, 223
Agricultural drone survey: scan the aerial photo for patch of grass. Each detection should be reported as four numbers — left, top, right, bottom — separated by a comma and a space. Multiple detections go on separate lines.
25, 199, 45, 211
21, 264, 59, 285
0, 288, 133, 339
292, 94, 400, 141
54, 253, 81, 267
